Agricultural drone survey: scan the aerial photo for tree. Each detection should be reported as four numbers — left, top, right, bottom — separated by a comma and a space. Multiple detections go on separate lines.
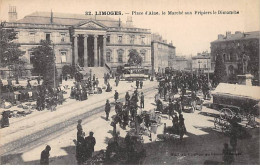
62, 64, 75, 77
0, 21, 26, 83
127, 49, 142, 66
31, 40, 58, 87
214, 53, 227, 84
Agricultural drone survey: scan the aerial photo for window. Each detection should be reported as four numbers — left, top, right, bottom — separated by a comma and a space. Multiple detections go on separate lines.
141, 36, 145, 45
106, 50, 112, 62
223, 54, 226, 62
106, 35, 110, 43
60, 51, 67, 63
130, 35, 135, 44
117, 49, 124, 63
235, 54, 239, 61
228, 65, 234, 75
29, 32, 35, 43
118, 35, 122, 43
29, 51, 34, 64
46, 33, 51, 42
60, 33, 66, 42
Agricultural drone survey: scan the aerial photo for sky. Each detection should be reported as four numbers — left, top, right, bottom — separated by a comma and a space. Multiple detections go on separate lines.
0, 0, 259, 56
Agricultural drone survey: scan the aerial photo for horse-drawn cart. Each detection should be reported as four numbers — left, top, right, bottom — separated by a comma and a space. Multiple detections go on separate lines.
212, 83, 260, 131
180, 92, 204, 113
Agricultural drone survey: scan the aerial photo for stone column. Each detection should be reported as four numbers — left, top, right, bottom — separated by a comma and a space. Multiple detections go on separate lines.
84, 34, 88, 67
103, 35, 107, 67
73, 34, 78, 66
94, 35, 98, 67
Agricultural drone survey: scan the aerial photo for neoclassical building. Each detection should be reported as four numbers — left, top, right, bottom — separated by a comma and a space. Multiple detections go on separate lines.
5, 10, 152, 74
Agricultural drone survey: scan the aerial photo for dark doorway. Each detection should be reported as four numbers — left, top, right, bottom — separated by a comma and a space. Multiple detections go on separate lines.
98, 36, 104, 66
87, 36, 94, 67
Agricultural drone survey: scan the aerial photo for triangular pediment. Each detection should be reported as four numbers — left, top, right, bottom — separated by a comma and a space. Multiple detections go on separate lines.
76, 20, 107, 29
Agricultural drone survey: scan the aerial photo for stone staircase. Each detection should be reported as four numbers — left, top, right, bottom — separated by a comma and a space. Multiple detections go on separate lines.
79, 67, 110, 79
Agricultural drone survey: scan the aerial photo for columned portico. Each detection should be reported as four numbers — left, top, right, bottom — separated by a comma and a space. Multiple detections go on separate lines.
73, 20, 108, 67
73, 33, 106, 67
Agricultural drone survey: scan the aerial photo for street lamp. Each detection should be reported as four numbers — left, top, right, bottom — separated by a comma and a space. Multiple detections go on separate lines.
53, 43, 56, 89
207, 58, 209, 82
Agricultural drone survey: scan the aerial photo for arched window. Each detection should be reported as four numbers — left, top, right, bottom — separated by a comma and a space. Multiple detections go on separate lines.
106, 49, 112, 62
228, 65, 234, 75
117, 49, 124, 63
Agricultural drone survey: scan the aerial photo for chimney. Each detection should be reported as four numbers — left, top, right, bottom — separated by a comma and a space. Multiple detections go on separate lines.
226, 31, 231, 39
126, 16, 133, 27
8, 5, 17, 22
118, 17, 121, 27
50, 10, 53, 24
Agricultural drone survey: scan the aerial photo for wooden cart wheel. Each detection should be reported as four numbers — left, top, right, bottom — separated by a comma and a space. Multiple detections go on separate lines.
220, 108, 234, 120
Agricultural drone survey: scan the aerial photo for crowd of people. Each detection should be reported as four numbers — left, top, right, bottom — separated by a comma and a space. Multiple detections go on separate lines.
36, 85, 64, 112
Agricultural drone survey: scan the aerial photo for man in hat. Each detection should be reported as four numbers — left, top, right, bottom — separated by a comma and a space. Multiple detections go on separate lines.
125, 92, 130, 105
85, 131, 96, 159
136, 80, 139, 89
40, 145, 51, 165
140, 92, 144, 108
114, 90, 119, 102
140, 80, 143, 89
105, 100, 111, 120
222, 143, 234, 164
77, 119, 83, 131
76, 129, 85, 164
106, 82, 112, 92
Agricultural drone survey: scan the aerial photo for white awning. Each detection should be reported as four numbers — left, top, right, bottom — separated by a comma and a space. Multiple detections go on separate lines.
212, 83, 260, 101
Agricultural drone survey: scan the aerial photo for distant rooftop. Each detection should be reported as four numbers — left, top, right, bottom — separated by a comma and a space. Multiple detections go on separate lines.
13, 11, 146, 29
192, 51, 210, 59
175, 56, 187, 61
212, 31, 260, 43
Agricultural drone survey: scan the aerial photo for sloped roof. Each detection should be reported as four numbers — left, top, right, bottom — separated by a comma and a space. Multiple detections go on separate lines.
15, 11, 130, 28
212, 31, 260, 43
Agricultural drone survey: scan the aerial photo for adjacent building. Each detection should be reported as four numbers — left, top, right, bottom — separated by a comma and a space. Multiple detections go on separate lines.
171, 56, 188, 71
211, 31, 260, 84
4, 7, 152, 75
151, 33, 176, 73
192, 51, 211, 74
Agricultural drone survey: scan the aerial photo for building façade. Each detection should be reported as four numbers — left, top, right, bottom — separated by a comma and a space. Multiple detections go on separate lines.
4, 10, 152, 75
210, 31, 260, 85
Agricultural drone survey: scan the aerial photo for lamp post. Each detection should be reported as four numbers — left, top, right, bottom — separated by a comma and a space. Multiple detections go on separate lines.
53, 43, 56, 89
207, 58, 209, 82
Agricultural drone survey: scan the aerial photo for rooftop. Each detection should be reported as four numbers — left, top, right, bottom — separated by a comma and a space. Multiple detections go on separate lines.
12, 11, 147, 30
212, 31, 260, 43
